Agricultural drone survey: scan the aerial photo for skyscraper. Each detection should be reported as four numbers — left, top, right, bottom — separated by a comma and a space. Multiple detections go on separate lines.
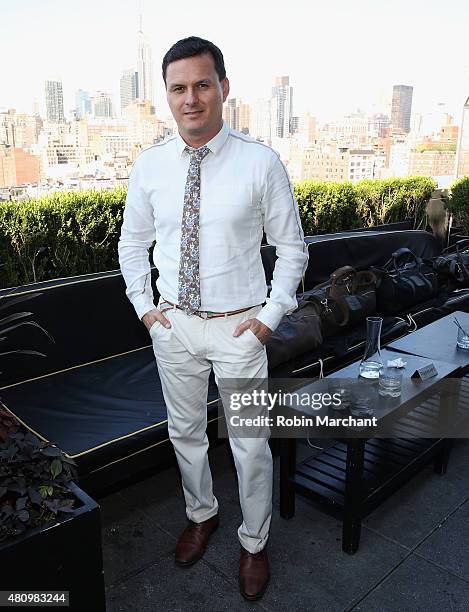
271, 76, 293, 138
223, 98, 238, 130
223, 99, 250, 134
237, 100, 251, 134
455, 96, 469, 178
391, 84, 413, 133
136, 13, 154, 105
120, 70, 139, 112
75, 89, 92, 119
250, 98, 271, 142
45, 79, 65, 123
92, 92, 113, 117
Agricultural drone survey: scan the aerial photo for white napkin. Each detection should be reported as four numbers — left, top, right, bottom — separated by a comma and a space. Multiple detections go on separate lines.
387, 357, 407, 368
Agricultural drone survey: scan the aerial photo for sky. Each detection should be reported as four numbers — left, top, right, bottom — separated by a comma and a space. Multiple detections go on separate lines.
1, 0, 469, 124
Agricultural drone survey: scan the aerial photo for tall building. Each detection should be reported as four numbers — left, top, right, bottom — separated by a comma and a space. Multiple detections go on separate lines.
120, 69, 139, 113
92, 92, 113, 118
294, 113, 317, 144
271, 76, 293, 139
456, 96, 469, 178
0, 109, 16, 146
223, 98, 238, 130
369, 113, 390, 138
136, 14, 154, 105
76, 90, 91, 119
250, 98, 271, 142
391, 84, 413, 133
223, 99, 250, 134
45, 79, 65, 123
237, 100, 250, 134
75, 90, 92, 119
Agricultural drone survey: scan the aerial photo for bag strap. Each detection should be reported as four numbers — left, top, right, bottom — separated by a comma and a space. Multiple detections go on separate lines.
330, 266, 358, 292
456, 252, 469, 282
391, 248, 421, 274
333, 267, 358, 326
442, 238, 469, 254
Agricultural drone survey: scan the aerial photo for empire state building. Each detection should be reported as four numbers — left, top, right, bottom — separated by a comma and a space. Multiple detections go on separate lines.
136, 14, 154, 106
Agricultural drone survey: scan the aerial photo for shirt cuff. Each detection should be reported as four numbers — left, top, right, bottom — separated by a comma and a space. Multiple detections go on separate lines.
132, 293, 157, 321
255, 302, 285, 332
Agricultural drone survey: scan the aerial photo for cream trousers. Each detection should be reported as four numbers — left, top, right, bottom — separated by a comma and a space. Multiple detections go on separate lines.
149, 300, 272, 554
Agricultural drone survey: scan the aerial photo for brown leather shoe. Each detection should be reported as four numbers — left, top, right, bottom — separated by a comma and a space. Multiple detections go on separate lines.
239, 546, 270, 601
174, 514, 219, 566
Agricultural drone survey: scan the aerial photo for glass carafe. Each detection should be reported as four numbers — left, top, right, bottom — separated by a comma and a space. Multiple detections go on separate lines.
359, 316, 384, 378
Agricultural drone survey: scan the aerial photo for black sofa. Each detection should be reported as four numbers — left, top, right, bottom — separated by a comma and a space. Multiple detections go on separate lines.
2, 229, 469, 496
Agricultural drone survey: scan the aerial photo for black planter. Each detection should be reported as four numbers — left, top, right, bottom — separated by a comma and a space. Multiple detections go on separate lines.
0, 482, 106, 611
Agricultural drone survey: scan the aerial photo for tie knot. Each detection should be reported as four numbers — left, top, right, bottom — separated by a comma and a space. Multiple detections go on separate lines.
185, 145, 210, 163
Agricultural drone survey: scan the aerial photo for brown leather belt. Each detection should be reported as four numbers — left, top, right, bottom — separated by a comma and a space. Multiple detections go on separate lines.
160, 299, 258, 319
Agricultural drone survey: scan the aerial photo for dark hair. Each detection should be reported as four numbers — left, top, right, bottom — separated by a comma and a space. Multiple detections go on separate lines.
162, 36, 226, 84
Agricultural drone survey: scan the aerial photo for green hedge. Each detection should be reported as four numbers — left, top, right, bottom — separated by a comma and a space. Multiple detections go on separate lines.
0, 189, 126, 288
0, 177, 436, 289
295, 176, 436, 235
448, 176, 469, 233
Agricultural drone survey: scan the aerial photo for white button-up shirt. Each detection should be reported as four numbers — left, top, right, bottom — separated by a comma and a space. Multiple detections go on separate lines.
118, 121, 308, 331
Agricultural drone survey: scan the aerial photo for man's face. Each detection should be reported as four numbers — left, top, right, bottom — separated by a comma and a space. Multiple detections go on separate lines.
165, 53, 229, 143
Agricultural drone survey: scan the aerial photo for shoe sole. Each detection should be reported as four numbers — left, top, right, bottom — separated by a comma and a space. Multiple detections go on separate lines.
174, 522, 219, 567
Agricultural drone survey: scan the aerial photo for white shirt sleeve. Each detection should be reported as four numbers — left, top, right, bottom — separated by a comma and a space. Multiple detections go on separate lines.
256, 151, 309, 331
118, 157, 157, 320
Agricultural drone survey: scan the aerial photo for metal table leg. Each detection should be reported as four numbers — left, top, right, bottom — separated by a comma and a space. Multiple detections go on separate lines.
342, 438, 365, 554
280, 437, 296, 519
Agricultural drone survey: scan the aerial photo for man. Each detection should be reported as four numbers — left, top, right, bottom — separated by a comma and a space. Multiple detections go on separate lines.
118, 36, 308, 601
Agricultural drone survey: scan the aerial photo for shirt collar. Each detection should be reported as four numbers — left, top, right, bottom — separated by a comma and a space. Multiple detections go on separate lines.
176, 120, 230, 157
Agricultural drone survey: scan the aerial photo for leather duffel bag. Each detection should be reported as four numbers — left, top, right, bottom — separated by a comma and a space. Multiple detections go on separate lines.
304, 266, 377, 334
433, 239, 469, 290
373, 248, 439, 315
266, 266, 376, 368
266, 299, 323, 369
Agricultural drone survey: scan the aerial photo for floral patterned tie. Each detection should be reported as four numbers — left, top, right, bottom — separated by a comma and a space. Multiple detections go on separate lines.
178, 145, 210, 313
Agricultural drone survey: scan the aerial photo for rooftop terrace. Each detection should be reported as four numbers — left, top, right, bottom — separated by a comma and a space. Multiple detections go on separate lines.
100, 438, 469, 611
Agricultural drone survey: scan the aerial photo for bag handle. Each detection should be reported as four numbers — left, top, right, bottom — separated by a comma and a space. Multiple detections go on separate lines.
330, 266, 358, 292
391, 248, 420, 273
331, 267, 358, 326
442, 239, 469, 254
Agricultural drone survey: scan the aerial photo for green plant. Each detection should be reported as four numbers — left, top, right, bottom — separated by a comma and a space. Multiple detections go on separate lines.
295, 176, 435, 235
448, 176, 469, 233
0, 188, 126, 288
0, 408, 78, 541
0, 292, 54, 369
0, 177, 437, 288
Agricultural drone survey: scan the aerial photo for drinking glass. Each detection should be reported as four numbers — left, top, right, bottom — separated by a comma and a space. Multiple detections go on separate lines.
457, 326, 469, 350
378, 367, 403, 397
350, 381, 376, 417
328, 380, 352, 411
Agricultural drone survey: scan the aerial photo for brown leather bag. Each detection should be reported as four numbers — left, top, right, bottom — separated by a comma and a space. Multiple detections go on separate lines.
303, 266, 377, 335
266, 300, 323, 369
266, 267, 377, 369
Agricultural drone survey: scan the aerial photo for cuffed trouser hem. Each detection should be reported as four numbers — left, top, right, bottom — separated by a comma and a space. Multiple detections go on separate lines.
238, 533, 270, 554
186, 499, 219, 524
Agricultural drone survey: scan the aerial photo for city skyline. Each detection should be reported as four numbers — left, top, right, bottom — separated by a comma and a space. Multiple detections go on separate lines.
1, 0, 469, 124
